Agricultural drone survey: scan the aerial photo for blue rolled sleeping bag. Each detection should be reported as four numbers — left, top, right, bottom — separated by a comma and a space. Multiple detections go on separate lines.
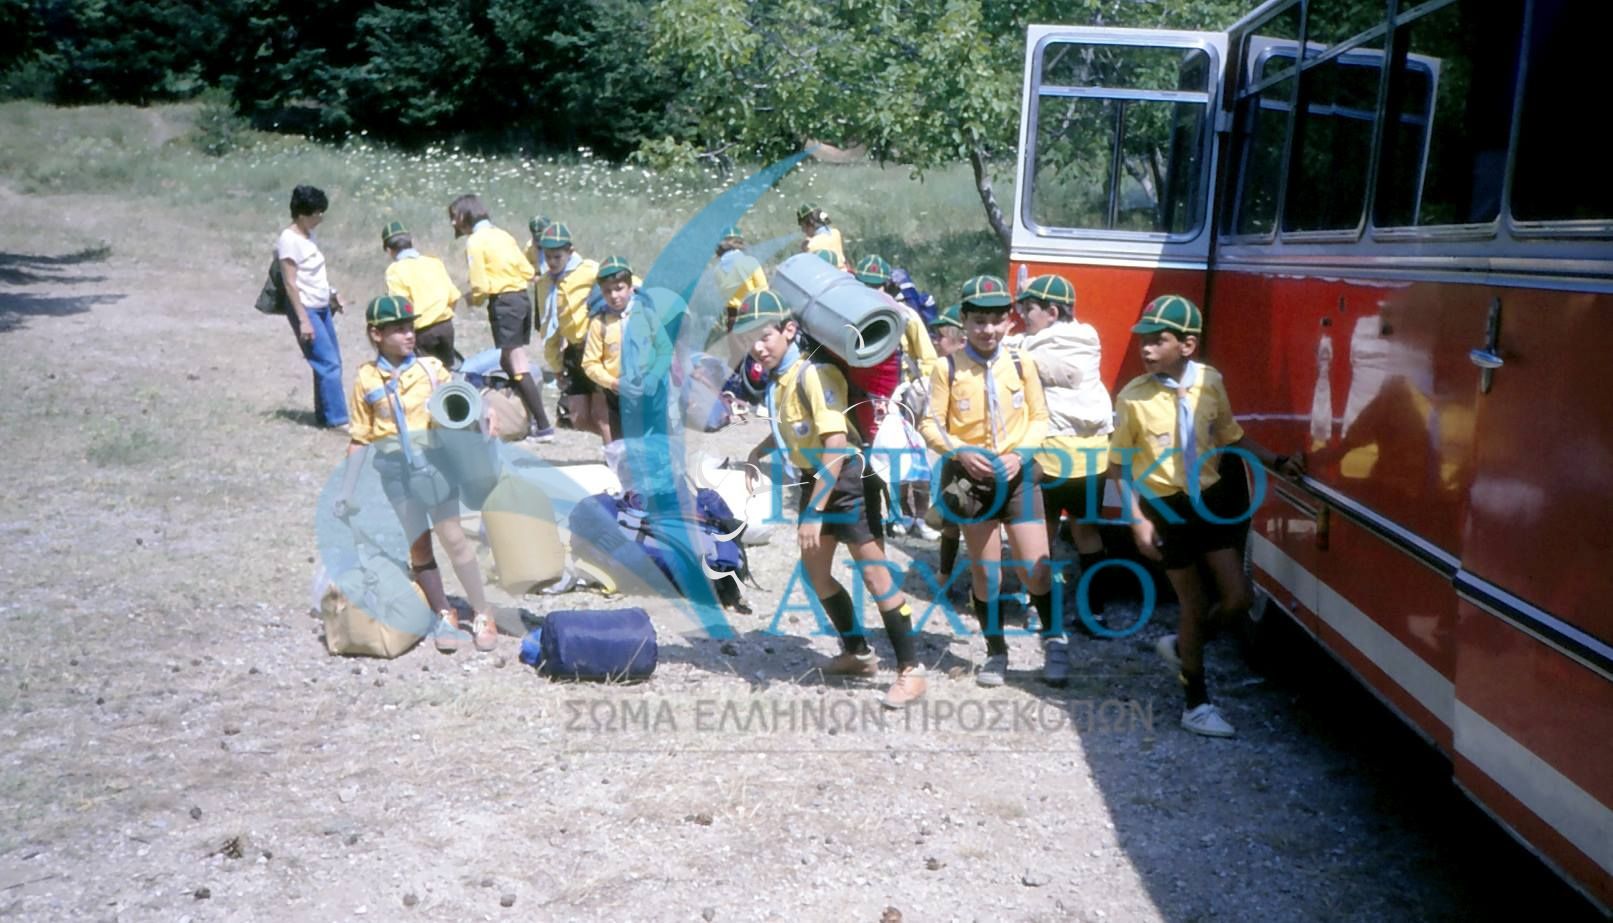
538, 608, 657, 681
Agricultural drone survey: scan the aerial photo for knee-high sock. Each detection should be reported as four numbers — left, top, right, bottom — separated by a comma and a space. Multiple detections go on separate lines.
822, 586, 871, 654
939, 533, 960, 586
1030, 590, 1060, 639
879, 601, 918, 666
973, 596, 1007, 657
512, 372, 551, 431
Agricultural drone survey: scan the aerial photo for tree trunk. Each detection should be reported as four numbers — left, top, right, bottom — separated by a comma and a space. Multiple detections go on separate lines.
969, 143, 1012, 251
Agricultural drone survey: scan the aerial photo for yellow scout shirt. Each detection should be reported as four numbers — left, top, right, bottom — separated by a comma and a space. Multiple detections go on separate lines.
581, 295, 674, 392
718, 251, 768, 313
1109, 362, 1245, 497
919, 348, 1048, 455
385, 253, 461, 330
770, 359, 863, 470
347, 356, 450, 446
538, 257, 601, 371
1035, 434, 1112, 482
900, 310, 938, 382
464, 223, 534, 305
804, 226, 847, 265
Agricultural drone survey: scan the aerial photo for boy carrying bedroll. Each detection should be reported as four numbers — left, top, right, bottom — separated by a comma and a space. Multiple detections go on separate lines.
338, 295, 497, 653
918, 276, 1062, 687
735, 291, 927, 709
1110, 295, 1305, 737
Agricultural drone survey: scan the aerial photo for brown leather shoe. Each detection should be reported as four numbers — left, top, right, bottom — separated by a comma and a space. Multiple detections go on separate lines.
822, 649, 878, 678
882, 665, 928, 710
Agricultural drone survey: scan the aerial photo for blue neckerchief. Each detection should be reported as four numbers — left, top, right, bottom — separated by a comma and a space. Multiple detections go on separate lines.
963, 343, 1004, 449
375, 354, 419, 464
812, 226, 831, 237
544, 251, 584, 340
765, 342, 804, 458
394, 248, 420, 261
1153, 360, 1201, 490
472, 219, 492, 234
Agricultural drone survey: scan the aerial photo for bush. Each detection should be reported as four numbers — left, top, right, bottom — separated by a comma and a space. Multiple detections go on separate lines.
192, 94, 248, 157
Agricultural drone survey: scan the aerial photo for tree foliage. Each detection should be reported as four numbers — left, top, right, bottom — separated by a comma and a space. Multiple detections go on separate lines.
651, 0, 1246, 244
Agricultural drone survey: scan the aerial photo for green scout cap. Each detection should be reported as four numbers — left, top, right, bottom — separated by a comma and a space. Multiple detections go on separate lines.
380, 221, 408, 245
815, 249, 843, 269
597, 255, 633, 281
960, 274, 1012, 309
797, 203, 823, 223
719, 224, 743, 241
853, 255, 891, 286
366, 294, 415, 327
1132, 294, 1202, 336
528, 214, 551, 236
930, 302, 963, 330
538, 222, 572, 250
731, 290, 792, 335
1018, 273, 1074, 306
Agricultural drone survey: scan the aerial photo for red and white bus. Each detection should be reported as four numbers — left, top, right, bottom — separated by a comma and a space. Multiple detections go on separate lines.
1009, 0, 1612, 910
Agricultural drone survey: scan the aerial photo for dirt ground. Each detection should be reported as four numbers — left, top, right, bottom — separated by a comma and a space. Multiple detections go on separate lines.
0, 184, 1600, 923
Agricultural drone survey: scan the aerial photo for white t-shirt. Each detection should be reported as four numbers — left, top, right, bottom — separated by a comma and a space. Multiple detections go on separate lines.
275, 227, 332, 309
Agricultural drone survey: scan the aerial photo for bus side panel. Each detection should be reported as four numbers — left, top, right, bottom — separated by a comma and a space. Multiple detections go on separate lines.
1455, 284, 1613, 907
1460, 287, 1613, 644
1453, 602, 1613, 908
1006, 259, 1207, 388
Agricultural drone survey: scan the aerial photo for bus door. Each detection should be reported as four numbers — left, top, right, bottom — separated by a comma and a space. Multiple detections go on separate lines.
1010, 26, 1229, 391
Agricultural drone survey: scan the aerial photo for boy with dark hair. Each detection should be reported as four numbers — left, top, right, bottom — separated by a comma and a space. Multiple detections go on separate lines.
736, 291, 927, 709
278, 184, 347, 429
797, 203, 847, 265
918, 276, 1062, 687
381, 220, 462, 369
341, 295, 497, 653
1014, 274, 1113, 628
446, 194, 552, 442
581, 256, 651, 444
535, 222, 604, 439
1110, 295, 1305, 736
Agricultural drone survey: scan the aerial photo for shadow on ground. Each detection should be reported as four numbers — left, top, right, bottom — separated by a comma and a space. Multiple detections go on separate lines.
0, 246, 118, 332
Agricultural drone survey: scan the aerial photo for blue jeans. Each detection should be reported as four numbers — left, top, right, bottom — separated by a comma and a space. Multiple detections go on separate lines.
287, 306, 348, 427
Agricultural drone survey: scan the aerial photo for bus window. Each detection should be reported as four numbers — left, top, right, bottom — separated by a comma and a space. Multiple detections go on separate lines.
1511, 0, 1613, 225
1028, 43, 1214, 236
1283, 49, 1382, 233
1227, 52, 1295, 238
1224, 6, 1300, 239
1376, 0, 1522, 229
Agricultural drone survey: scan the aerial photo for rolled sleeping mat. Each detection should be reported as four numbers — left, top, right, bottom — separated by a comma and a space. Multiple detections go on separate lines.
480, 474, 565, 594
771, 252, 903, 367
426, 380, 501, 509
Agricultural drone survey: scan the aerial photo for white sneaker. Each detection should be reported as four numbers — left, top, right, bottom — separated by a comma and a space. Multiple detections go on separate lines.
1181, 703, 1236, 738
910, 521, 942, 541
887, 520, 910, 536
1041, 637, 1070, 687
1155, 633, 1182, 673
975, 654, 1008, 687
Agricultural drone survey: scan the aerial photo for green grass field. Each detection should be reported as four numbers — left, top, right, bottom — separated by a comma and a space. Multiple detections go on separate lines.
0, 100, 1011, 303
